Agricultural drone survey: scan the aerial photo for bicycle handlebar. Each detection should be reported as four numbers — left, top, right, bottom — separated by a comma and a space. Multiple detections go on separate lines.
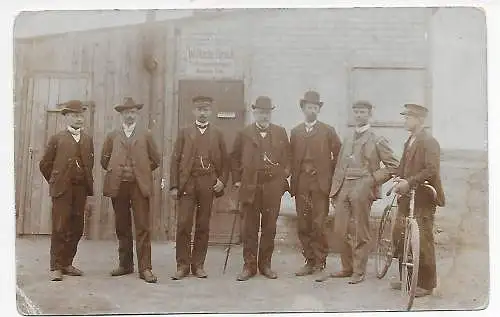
385, 177, 438, 202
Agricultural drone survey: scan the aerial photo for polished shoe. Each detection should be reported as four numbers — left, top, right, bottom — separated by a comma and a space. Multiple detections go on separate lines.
236, 268, 256, 281
139, 270, 158, 283
260, 267, 278, 279
295, 263, 315, 276
390, 280, 402, 290
348, 273, 365, 284
49, 270, 63, 281
192, 267, 208, 278
415, 287, 432, 298
110, 267, 134, 276
330, 270, 353, 278
171, 268, 190, 280
62, 265, 83, 276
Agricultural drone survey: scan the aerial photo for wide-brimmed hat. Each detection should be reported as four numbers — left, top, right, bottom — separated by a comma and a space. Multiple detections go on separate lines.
300, 90, 323, 108
192, 95, 214, 107
400, 103, 428, 117
251, 96, 275, 110
114, 97, 144, 112
352, 100, 373, 110
59, 100, 88, 115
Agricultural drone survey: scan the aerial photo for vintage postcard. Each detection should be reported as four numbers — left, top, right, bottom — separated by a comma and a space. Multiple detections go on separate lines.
12, 4, 489, 315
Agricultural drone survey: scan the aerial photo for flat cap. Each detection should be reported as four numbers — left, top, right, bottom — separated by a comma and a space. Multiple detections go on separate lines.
400, 103, 428, 117
352, 100, 373, 110
192, 95, 214, 106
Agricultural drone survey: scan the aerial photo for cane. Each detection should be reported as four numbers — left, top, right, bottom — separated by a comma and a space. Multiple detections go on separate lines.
223, 209, 238, 274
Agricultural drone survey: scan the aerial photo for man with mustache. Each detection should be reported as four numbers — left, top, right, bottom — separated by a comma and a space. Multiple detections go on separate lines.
169, 95, 229, 280
101, 97, 160, 283
290, 90, 341, 277
39, 100, 94, 281
231, 96, 291, 281
316, 100, 399, 284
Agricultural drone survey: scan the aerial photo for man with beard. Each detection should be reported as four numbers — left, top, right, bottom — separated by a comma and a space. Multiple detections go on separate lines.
290, 90, 341, 277
169, 95, 229, 280
101, 97, 161, 283
231, 96, 291, 281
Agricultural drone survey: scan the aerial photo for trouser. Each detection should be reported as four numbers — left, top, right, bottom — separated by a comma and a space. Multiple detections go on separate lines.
295, 172, 329, 268
176, 174, 215, 271
241, 178, 283, 273
111, 181, 152, 272
334, 178, 374, 276
50, 183, 87, 271
393, 195, 437, 290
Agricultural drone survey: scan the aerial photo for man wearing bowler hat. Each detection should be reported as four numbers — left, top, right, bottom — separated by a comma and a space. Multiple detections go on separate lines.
316, 100, 399, 284
390, 103, 445, 297
290, 90, 342, 277
169, 95, 229, 280
101, 97, 160, 283
40, 100, 94, 281
231, 96, 291, 281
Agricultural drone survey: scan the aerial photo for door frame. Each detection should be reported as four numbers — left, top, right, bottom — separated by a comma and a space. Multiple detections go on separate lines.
16, 72, 93, 236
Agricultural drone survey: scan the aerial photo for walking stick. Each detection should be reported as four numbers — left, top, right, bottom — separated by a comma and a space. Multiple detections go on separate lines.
223, 209, 238, 274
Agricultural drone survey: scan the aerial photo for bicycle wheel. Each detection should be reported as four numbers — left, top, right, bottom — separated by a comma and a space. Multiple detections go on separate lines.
401, 218, 420, 311
375, 208, 394, 279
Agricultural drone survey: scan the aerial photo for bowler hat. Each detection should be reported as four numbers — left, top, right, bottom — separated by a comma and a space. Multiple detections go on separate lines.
192, 95, 214, 107
352, 100, 373, 110
59, 100, 87, 115
114, 97, 144, 112
400, 103, 428, 117
251, 96, 275, 110
300, 90, 323, 108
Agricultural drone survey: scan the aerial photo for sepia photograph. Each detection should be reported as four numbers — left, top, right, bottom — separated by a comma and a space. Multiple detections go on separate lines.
12, 4, 489, 315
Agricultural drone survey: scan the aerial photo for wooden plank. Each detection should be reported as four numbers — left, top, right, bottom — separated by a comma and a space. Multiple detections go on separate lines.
17, 77, 34, 234
26, 77, 50, 234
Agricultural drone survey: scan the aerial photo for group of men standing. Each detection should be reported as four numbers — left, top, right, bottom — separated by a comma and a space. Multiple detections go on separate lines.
40, 89, 444, 298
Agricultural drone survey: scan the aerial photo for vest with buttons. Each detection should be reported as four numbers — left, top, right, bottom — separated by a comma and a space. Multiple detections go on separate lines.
68, 138, 86, 183
121, 135, 136, 182
300, 127, 321, 173
192, 127, 212, 172
257, 130, 275, 171
345, 131, 371, 179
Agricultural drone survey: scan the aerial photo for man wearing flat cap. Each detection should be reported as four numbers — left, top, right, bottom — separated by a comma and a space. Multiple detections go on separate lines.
39, 100, 94, 281
290, 90, 342, 277
169, 95, 229, 280
390, 103, 445, 298
231, 96, 291, 281
316, 100, 399, 284
101, 97, 161, 283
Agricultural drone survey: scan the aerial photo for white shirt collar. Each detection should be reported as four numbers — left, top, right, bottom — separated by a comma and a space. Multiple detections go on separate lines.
305, 120, 317, 128
355, 124, 371, 134
123, 122, 136, 137
67, 126, 81, 142
195, 120, 209, 128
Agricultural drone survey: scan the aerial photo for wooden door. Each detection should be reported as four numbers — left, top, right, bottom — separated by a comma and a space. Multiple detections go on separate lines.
18, 73, 93, 235
177, 79, 245, 244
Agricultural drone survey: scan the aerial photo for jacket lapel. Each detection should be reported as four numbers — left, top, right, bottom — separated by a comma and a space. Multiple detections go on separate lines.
354, 128, 372, 148
295, 123, 307, 157
243, 123, 260, 146
405, 130, 426, 163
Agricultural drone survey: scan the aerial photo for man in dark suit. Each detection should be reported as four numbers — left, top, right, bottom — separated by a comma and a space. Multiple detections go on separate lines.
290, 90, 341, 276
101, 97, 161, 283
391, 103, 445, 298
169, 95, 229, 280
316, 100, 399, 284
231, 96, 291, 281
39, 100, 94, 281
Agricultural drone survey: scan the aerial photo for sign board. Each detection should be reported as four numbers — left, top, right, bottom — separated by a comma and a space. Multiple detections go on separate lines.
184, 45, 236, 77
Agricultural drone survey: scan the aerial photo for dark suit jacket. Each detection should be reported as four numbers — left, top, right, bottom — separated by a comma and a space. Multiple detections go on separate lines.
169, 124, 229, 195
290, 121, 341, 197
39, 130, 94, 197
231, 123, 291, 204
101, 127, 160, 198
398, 129, 445, 207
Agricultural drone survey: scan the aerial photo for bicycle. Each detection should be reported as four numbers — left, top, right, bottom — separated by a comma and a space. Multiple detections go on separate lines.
375, 178, 438, 311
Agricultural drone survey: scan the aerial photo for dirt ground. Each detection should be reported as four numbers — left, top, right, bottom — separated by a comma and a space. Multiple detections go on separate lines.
15, 158, 489, 314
